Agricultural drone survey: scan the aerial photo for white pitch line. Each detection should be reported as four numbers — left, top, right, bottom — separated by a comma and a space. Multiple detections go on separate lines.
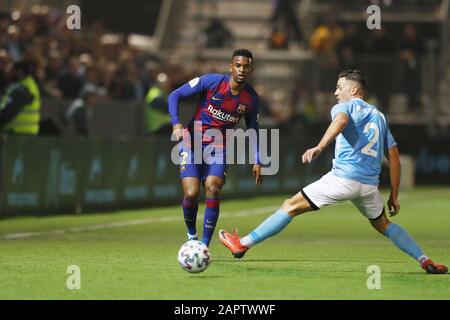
0, 206, 279, 240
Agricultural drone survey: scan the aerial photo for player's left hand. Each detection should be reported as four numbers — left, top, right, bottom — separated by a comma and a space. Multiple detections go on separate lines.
387, 195, 400, 217
302, 146, 323, 163
253, 164, 263, 187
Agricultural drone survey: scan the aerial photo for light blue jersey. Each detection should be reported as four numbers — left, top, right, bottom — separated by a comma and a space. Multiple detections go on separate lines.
330, 98, 397, 185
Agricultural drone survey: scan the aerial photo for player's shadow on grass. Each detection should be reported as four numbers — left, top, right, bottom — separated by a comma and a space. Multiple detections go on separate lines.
385, 271, 450, 276
216, 258, 406, 263
217, 258, 448, 275
216, 258, 304, 263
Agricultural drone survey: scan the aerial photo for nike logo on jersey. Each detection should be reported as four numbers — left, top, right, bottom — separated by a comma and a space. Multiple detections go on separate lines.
212, 96, 222, 100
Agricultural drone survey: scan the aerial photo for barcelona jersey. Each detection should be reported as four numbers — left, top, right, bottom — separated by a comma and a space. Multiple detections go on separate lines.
168, 73, 260, 147
168, 73, 261, 180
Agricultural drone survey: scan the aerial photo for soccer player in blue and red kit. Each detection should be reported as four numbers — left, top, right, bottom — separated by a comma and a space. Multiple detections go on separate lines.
168, 49, 262, 247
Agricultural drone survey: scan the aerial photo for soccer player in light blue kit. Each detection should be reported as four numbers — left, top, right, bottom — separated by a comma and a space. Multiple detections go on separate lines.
219, 69, 448, 274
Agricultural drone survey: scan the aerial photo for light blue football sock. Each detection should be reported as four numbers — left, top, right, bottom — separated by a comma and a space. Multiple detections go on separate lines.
241, 209, 292, 248
384, 223, 424, 261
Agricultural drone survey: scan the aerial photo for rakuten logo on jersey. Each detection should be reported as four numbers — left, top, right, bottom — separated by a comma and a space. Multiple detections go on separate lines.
207, 105, 239, 123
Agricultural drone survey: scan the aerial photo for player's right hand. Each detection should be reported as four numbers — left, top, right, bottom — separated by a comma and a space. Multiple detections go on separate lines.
171, 124, 184, 141
252, 164, 263, 187
387, 195, 400, 217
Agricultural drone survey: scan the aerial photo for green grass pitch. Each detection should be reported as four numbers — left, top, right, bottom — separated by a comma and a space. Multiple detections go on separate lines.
0, 187, 449, 299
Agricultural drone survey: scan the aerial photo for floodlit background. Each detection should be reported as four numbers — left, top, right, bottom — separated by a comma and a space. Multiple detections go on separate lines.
0, 0, 448, 215
0, 0, 449, 300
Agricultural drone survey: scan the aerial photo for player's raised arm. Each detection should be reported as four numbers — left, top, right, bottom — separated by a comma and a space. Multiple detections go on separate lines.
302, 112, 349, 163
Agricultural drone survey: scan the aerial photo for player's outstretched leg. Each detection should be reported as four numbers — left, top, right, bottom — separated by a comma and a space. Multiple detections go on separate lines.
219, 209, 293, 258
370, 214, 448, 274
219, 192, 313, 258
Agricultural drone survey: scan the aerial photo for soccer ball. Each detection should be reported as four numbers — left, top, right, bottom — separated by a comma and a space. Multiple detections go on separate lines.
177, 240, 211, 273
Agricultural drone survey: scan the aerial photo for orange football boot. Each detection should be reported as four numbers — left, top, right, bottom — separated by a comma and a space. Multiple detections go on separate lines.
218, 229, 248, 258
421, 259, 448, 274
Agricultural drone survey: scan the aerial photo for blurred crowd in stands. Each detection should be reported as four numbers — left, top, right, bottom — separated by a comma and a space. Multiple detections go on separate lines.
0, 7, 195, 101
198, 0, 435, 121
0, 6, 198, 135
0, 2, 440, 136
307, 19, 427, 114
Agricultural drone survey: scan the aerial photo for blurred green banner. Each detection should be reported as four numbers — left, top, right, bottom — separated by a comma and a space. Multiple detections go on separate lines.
0, 135, 332, 217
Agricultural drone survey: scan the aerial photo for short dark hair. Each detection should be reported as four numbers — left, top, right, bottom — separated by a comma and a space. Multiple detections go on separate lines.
338, 69, 366, 88
232, 48, 253, 61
